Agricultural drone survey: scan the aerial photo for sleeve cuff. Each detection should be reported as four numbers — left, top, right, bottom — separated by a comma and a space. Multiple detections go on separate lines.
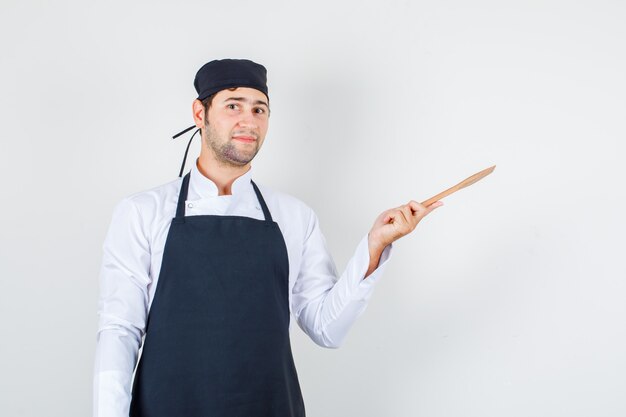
350, 233, 393, 300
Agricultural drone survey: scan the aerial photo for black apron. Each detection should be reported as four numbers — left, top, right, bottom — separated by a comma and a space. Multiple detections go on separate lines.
129, 172, 306, 417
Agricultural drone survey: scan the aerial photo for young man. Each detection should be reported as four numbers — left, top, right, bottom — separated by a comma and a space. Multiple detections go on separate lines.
93, 58, 442, 417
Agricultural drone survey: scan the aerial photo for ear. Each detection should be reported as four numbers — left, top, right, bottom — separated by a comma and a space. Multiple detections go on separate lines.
192, 99, 205, 129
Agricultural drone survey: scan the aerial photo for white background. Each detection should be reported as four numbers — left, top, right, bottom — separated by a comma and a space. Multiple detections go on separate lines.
1, 1, 625, 416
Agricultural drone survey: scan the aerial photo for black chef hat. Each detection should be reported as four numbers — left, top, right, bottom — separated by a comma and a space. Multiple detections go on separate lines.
172, 58, 269, 177
194, 58, 268, 102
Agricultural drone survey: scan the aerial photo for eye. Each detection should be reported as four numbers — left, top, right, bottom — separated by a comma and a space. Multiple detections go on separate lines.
227, 103, 238, 110
254, 107, 266, 114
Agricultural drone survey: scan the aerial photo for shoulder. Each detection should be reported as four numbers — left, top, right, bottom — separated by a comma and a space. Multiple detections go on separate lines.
111, 177, 182, 227
126, 177, 180, 209
254, 182, 315, 218
253, 182, 319, 241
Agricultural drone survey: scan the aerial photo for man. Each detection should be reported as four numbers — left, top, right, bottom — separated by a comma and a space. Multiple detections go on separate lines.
93, 58, 442, 417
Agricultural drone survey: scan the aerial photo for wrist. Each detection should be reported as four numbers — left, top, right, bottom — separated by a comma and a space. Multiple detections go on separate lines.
367, 231, 388, 252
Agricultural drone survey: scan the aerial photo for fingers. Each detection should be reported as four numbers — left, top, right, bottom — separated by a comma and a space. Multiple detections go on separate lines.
392, 205, 415, 229
424, 200, 444, 214
408, 200, 443, 218
407, 200, 427, 217
400, 204, 415, 229
407, 200, 424, 216
372, 200, 444, 247
383, 200, 443, 229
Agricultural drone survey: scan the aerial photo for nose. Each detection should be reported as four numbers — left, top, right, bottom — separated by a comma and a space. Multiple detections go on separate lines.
237, 110, 258, 130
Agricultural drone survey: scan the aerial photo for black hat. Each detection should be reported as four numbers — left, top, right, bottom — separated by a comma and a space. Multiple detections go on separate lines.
194, 58, 268, 101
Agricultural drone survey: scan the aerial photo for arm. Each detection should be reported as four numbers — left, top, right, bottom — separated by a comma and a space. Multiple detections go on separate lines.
93, 198, 151, 417
292, 199, 443, 349
291, 209, 393, 349
364, 235, 386, 279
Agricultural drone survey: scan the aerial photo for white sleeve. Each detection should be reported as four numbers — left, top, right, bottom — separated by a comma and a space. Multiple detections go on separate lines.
93, 198, 151, 417
291, 208, 392, 349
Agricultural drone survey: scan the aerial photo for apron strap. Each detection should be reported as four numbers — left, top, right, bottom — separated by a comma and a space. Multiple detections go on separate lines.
175, 172, 274, 223
175, 171, 191, 219
251, 180, 273, 223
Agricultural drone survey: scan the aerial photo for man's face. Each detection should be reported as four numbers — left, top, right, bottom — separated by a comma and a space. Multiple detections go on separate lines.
202, 87, 270, 167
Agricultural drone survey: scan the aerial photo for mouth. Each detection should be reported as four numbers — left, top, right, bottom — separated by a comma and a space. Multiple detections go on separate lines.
232, 135, 257, 143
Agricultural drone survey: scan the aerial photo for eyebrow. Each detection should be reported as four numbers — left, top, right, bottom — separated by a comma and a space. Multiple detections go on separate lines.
222, 97, 269, 108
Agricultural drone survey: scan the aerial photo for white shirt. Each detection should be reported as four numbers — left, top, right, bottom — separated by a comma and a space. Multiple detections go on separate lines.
93, 159, 393, 417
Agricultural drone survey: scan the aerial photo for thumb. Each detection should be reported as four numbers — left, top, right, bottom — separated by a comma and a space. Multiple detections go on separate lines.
426, 201, 444, 213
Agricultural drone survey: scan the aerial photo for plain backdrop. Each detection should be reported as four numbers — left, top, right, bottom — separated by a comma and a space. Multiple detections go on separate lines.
1, 1, 625, 416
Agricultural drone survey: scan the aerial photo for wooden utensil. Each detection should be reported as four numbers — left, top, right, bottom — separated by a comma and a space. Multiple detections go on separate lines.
421, 165, 496, 207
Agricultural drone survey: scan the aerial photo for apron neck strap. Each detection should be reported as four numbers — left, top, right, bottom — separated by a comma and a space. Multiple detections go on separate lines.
176, 172, 191, 218
251, 180, 273, 222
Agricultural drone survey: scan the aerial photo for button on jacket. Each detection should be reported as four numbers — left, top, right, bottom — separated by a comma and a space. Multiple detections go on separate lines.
93, 160, 393, 417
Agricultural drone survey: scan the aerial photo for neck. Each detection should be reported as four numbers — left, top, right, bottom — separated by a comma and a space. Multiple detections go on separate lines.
196, 152, 250, 196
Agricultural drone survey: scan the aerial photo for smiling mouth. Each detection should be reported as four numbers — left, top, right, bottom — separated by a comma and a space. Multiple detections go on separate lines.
233, 136, 256, 143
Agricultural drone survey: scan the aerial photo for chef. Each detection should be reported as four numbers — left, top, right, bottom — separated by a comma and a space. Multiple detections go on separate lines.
93, 58, 443, 417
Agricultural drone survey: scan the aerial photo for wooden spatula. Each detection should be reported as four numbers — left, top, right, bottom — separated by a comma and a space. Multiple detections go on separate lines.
421, 165, 496, 207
